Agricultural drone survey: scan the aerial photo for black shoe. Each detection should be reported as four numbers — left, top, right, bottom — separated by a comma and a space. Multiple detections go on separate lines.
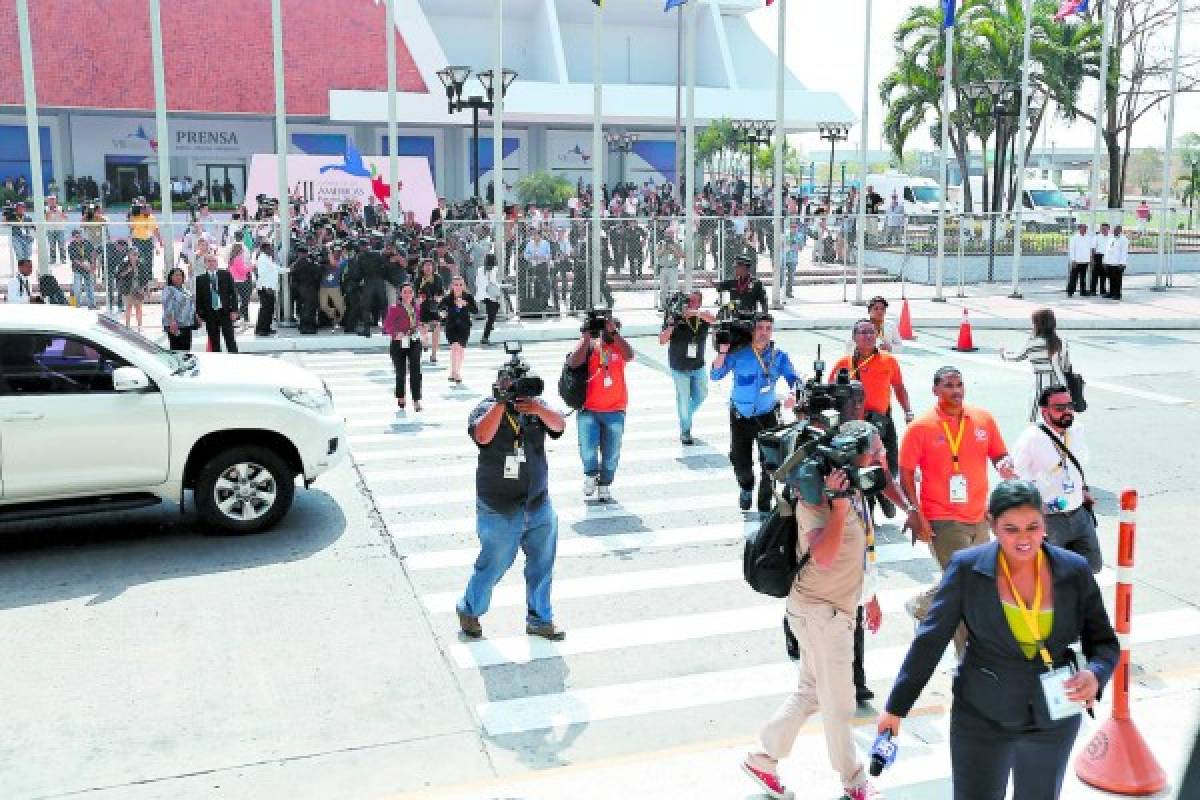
856, 686, 875, 705
738, 489, 753, 511
680, 432, 694, 446
757, 481, 774, 514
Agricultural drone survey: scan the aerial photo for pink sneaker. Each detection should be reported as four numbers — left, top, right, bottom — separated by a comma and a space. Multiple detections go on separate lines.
741, 760, 788, 799
843, 781, 884, 800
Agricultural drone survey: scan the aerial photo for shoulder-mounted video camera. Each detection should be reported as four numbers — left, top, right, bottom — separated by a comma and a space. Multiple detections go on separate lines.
493, 341, 544, 403
713, 303, 755, 351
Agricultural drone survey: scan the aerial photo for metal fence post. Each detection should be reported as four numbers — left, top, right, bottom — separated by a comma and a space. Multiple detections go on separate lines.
956, 213, 966, 298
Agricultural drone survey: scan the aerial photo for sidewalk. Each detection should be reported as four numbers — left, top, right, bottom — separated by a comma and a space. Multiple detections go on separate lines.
122, 273, 1197, 354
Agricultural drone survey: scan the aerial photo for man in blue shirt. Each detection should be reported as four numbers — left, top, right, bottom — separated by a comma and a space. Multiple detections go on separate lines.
711, 314, 801, 512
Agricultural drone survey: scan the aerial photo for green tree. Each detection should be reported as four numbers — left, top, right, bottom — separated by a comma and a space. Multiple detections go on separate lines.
514, 171, 574, 209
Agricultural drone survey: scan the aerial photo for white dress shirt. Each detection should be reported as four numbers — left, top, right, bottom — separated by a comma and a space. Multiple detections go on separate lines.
1091, 233, 1110, 260
1068, 233, 1092, 263
6, 273, 33, 303
1104, 233, 1129, 266
255, 253, 281, 290
1012, 422, 1089, 513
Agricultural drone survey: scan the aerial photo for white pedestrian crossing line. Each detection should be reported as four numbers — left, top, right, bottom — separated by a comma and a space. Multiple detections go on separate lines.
353, 422, 725, 456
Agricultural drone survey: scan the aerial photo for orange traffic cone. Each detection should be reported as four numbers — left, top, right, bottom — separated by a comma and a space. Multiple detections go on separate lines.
952, 308, 977, 352
898, 298, 916, 341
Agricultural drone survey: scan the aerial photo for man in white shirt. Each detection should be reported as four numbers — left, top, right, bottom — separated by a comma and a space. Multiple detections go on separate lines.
6, 259, 36, 303
254, 242, 281, 336
1103, 224, 1130, 300
1066, 222, 1092, 297
1088, 221, 1111, 297
522, 229, 553, 314
884, 193, 905, 245
1012, 385, 1101, 572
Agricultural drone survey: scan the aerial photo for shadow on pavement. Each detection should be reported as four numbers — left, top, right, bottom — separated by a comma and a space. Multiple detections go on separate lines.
0, 487, 346, 610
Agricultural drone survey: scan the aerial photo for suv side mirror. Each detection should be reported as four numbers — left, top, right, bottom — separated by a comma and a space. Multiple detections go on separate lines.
113, 366, 151, 392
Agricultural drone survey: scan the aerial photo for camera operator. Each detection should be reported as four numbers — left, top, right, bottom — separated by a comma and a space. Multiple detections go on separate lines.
354, 234, 389, 335
658, 291, 715, 445
456, 350, 567, 642
716, 254, 769, 315
741, 419, 889, 800
568, 313, 634, 503
711, 314, 800, 512
831, 319, 915, 519
523, 228, 553, 314
289, 244, 323, 334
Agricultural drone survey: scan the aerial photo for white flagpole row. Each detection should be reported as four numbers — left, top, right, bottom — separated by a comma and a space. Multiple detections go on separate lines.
494, 0, 506, 278
934, 20, 954, 301
591, 7, 604, 307
684, 0, 697, 294
1155, 0, 1185, 289
149, 0, 175, 275
854, 0, 872, 305
15, 0, 49, 280
386, 0, 400, 227
772, 0, 786, 308
1010, 0, 1033, 298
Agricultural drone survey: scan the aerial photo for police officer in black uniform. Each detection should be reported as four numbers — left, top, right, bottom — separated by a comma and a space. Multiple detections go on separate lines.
340, 239, 365, 334
716, 254, 769, 314
289, 245, 324, 334
357, 233, 389, 335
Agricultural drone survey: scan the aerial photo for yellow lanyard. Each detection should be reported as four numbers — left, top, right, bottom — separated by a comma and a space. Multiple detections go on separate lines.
752, 345, 771, 378
941, 416, 966, 473
401, 303, 415, 330
504, 411, 521, 443
998, 550, 1054, 667
851, 350, 877, 379
685, 315, 700, 336
598, 344, 610, 370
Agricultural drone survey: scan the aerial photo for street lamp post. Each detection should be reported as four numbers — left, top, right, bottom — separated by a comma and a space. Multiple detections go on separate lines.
732, 119, 774, 207
818, 122, 851, 209
964, 80, 1024, 281
605, 131, 639, 187
436, 65, 517, 199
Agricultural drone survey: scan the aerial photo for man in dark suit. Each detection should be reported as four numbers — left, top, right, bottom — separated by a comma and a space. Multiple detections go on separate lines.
196, 254, 239, 352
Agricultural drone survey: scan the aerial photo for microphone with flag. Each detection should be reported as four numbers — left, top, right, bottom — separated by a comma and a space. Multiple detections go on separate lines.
1054, 0, 1089, 21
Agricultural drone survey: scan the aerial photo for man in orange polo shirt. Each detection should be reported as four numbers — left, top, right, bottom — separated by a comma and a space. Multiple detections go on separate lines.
567, 314, 634, 503
900, 366, 1016, 652
832, 319, 915, 517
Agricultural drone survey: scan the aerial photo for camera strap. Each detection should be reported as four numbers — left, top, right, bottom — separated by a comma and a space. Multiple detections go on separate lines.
1038, 424, 1086, 488
767, 444, 810, 519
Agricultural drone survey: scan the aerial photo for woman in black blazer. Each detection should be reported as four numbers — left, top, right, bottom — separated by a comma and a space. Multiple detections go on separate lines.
877, 480, 1118, 800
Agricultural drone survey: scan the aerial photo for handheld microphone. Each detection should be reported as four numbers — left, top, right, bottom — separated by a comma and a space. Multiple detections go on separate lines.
869, 730, 898, 777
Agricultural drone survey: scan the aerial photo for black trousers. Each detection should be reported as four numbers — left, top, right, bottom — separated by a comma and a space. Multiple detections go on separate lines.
166, 327, 193, 351
363, 278, 388, 326
949, 700, 1080, 800
1088, 254, 1107, 296
1107, 264, 1125, 299
204, 312, 238, 352
1066, 262, 1089, 296
728, 406, 780, 491
389, 339, 423, 401
255, 288, 276, 334
482, 299, 500, 342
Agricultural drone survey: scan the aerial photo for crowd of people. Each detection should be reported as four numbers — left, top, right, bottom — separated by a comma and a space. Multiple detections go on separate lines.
444, 285, 1113, 800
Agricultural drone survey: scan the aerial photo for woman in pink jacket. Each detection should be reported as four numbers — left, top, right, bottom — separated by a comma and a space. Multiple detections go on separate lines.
383, 282, 423, 411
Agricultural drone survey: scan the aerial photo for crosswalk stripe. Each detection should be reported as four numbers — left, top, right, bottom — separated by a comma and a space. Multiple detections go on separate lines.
384, 491, 739, 536
341, 409, 729, 439
353, 422, 726, 454
360, 442, 726, 482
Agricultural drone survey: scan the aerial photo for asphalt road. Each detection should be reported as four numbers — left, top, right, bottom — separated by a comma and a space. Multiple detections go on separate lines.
1, 328, 1197, 799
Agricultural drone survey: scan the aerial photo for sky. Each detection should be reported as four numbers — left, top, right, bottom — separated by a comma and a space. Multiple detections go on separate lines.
744, 0, 1199, 161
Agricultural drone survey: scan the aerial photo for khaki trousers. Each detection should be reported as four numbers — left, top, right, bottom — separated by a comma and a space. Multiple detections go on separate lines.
911, 519, 990, 656
748, 604, 866, 791
319, 287, 346, 322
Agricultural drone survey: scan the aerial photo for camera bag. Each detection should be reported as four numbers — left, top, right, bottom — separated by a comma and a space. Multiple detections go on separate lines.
557, 356, 588, 411
743, 445, 812, 598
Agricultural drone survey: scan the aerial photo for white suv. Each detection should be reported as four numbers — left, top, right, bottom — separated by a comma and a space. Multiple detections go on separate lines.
0, 306, 345, 533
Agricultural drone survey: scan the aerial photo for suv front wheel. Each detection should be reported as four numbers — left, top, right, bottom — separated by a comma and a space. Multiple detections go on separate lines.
195, 446, 296, 534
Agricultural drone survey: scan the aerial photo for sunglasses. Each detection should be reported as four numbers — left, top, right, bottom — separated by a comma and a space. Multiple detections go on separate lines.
1047, 403, 1074, 412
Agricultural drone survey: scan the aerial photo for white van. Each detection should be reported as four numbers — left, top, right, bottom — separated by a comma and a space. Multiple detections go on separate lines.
964, 176, 1075, 231
868, 174, 945, 222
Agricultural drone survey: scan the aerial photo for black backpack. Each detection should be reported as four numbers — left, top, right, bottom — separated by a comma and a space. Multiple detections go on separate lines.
743, 446, 811, 597
557, 357, 588, 411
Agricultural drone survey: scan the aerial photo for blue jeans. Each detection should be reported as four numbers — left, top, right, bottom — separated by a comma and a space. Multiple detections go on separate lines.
577, 409, 625, 486
72, 271, 95, 308
671, 367, 708, 435
458, 498, 558, 626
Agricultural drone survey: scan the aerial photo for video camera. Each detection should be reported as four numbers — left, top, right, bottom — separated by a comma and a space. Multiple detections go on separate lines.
756, 347, 887, 505
493, 341, 544, 403
663, 291, 687, 326
583, 308, 612, 338
713, 303, 756, 351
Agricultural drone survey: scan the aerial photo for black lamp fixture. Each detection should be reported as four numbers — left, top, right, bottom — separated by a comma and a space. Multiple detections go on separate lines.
817, 121, 851, 208
435, 65, 518, 199
731, 119, 774, 207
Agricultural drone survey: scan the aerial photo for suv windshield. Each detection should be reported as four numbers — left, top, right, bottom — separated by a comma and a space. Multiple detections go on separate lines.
1028, 189, 1069, 209
911, 186, 941, 203
95, 315, 182, 370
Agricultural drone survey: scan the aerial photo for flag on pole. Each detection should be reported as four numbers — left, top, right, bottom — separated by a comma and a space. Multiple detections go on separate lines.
664, 0, 686, 10
766, 0, 775, 5
1053, 0, 1089, 22
592, 0, 602, 6
942, 0, 956, 27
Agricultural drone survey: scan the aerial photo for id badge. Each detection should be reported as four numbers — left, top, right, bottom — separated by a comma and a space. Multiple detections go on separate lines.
1062, 476, 1076, 494
760, 382, 773, 394
603, 374, 614, 389
949, 473, 968, 504
398, 333, 410, 348
503, 455, 520, 480
686, 341, 698, 360
1040, 666, 1083, 720
515, 446, 526, 463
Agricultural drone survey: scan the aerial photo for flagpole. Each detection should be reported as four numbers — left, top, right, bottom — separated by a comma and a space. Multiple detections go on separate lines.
15, 0, 49, 282
270, 0, 291, 320
854, 0, 872, 305
385, 0, 399, 226
1155, 0, 1184, 290
591, 5, 604, 307
675, 3, 684, 203
1089, 0, 1112, 233
1010, 0, 1033, 298
149, 0, 176, 278
684, 0, 697, 294
934, 11, 954, 302
771, 0, 786, 309
494, 0, 505, 279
